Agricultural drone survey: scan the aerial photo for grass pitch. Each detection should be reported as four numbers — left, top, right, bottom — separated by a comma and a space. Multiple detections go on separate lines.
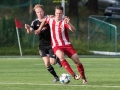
0, 57, 120, 90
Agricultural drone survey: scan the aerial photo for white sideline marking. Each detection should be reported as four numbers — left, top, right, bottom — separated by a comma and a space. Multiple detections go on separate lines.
0, 83, 120, 88
90, 51, 120, 56
35, 63, 120, 66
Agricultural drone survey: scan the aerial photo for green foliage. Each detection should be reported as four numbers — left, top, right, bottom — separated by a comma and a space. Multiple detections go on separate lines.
0, 46, 39, 55
0, 18, 18, 47
70, 38, 93, 55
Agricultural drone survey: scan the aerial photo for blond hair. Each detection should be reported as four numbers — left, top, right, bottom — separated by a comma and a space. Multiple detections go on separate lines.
33, 4, 43, 11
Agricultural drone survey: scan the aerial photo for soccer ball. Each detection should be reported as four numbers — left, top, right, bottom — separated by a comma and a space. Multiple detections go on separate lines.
59, 73, 71, 84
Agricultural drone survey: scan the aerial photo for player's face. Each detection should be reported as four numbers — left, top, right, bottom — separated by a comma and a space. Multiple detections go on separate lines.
35, 7, 44, 19
55, 9, 63, 21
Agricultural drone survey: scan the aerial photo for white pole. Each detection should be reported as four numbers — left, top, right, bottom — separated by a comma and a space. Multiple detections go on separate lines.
61, 0, 65, 17
16, 27, 22, 57
32, 34, 36, 47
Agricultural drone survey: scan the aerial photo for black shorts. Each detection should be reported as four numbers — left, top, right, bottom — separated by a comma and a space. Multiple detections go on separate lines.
39, 45, 55, 58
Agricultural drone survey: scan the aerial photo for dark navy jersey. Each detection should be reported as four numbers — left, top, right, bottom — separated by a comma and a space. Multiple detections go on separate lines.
31, 18, 51, 46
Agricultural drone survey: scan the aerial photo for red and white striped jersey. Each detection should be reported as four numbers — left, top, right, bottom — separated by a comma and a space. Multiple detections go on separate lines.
46, 17, 71, 48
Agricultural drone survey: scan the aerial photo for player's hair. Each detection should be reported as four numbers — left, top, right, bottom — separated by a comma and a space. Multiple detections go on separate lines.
33, 4, 43, 11
55, 5, 63, 11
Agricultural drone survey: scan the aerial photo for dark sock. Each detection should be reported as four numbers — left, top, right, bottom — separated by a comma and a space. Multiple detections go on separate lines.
55, 56, 62, 67
47, 65, 58, 78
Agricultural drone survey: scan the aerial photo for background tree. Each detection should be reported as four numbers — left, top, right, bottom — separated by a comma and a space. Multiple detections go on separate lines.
87, 0, 98, 14
68, 0, 78, 16
29, 0, 33, 20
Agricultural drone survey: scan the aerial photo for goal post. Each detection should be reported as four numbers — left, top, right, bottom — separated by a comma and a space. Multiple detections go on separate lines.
88, 15, 119, 55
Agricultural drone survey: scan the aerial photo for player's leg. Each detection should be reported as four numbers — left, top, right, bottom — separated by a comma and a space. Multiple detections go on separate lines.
63, 45, 86, 82
49, 57, 56, 65
39, 47, 59, 82
42, 56, 59, 82
50, 57, 62, 67
55, 56, 62, 67
71, 53, 87, 84
55, 48, 76, 78
49, 47, 62, 67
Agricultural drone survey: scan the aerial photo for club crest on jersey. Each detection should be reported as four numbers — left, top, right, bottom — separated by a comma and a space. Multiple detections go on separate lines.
37, 24, 39, 26
42, 27, 48, 31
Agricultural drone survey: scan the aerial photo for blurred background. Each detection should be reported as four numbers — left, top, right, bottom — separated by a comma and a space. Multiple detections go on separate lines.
0, 0, 120, 56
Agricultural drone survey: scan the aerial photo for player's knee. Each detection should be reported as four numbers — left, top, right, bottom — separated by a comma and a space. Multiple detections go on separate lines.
50, 58, 56, 65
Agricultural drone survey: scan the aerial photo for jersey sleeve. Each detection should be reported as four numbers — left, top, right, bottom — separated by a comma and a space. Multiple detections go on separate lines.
46, 17, 50, 24
30, 21, 36, 31
64, 23, 70, 30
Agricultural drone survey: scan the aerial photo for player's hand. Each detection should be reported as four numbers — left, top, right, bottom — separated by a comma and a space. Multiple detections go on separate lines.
25, 24, 30, 30
34, 29, 40, 34
64, 16, 70, 24
47, 15, 54, 18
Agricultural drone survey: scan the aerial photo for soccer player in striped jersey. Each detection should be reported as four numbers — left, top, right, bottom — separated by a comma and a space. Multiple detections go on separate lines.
35, 5, 87, 84
25, 4, 61, 82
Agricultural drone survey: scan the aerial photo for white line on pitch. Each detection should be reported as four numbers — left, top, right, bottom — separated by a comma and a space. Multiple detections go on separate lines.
0, 83, 120, 88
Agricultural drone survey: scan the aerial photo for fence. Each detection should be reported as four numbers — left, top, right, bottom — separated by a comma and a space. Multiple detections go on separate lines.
88, 15, 120, 55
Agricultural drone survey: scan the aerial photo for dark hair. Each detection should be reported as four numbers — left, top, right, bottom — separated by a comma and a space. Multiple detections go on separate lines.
55, 5, 63, 11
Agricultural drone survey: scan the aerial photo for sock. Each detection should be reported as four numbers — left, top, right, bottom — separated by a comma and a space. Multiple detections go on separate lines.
55, 56, 62, 66
60, 59, 75, 75
76, 63, 86, 79
47, 65, 58, 78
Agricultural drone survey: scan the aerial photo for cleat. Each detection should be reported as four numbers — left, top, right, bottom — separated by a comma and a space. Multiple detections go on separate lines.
72, 74, 80, 80
82, 79, 87, 84
53, 77, 59, 82
74, 75, 80, 80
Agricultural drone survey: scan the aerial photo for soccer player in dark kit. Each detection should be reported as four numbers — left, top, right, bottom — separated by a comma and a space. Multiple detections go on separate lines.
25, 4, 61, 82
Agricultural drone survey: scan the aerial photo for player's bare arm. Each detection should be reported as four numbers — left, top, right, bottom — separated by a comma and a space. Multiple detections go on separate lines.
68, 22, 76, 32
25, 24, 32, 34
34, 18, 46, 34
64, 17, 76, 32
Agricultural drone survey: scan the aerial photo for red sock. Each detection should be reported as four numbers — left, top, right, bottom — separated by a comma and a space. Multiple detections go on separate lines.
60, 59, 74, 75
76, 63, 86, 79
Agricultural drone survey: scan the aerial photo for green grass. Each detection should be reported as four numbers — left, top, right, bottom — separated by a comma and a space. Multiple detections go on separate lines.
0, 57, 120, 90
